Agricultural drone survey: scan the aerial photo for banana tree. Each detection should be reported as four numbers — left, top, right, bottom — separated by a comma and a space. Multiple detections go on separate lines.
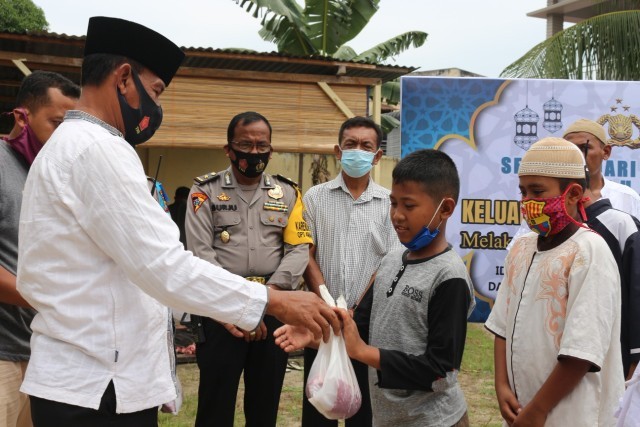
235, 0, 426, 132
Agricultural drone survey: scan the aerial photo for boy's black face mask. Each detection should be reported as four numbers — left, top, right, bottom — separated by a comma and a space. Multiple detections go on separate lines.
117, 70, 163, 147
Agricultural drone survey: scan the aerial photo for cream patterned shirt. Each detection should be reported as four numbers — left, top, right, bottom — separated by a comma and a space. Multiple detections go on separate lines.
486, 228, 624, 426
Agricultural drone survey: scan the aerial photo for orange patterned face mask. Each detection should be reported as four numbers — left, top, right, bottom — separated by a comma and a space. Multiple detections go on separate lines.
521, 185, 587, 237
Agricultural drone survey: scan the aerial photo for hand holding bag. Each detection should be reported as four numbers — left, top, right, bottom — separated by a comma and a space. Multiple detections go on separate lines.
306, 285, 362, 420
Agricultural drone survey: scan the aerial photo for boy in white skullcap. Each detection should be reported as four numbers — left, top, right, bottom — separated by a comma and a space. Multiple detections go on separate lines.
485, 137, 624, 426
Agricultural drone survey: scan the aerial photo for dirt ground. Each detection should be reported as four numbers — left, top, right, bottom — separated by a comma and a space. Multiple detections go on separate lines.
160, 324, 502, 426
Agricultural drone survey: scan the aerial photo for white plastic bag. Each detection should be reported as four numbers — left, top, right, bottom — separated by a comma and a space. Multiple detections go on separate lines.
306, 286, 362, 420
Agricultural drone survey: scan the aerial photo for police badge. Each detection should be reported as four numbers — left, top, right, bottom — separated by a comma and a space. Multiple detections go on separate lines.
268, 184, 284, 200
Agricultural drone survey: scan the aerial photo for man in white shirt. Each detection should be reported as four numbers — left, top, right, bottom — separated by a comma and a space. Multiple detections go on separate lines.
563, 118, 640, 218
17, 16, 338, 427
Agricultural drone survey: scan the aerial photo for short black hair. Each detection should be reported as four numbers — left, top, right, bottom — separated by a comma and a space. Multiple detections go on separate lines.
174, 186, 190, 199
393, 149, 460, 202
16, 71, 80, 112
81, 53, 142, 87
338, 116, 383, 149
227, 111, 272, 143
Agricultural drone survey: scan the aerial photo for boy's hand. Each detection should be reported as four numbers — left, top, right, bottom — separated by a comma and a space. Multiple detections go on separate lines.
627, 361, 638, 381
274, 324, 317, 352
336, 308, 366, 359
512, 403, 546, 427
496, 382, 521, 425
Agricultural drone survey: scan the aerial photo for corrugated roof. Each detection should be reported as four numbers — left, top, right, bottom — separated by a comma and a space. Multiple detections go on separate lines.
0, 30, 415, 131
1, 29, 416, 80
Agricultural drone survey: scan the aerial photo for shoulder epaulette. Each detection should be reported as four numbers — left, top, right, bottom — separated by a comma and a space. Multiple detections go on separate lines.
194, 171, 219, 186
276, 174, 299, 188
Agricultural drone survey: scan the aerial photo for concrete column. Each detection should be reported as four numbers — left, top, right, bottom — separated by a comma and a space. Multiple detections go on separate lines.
547, 13, 564, 37
546, 0, 564, 38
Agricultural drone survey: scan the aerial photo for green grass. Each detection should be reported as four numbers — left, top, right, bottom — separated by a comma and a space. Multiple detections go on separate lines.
159, 323, 501, 426
459, 323, 502, 427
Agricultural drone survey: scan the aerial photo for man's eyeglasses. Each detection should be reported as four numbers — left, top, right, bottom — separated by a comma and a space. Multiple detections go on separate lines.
231, 141, 272, 153
578, 139, 590, 157
577, 139, 591, 188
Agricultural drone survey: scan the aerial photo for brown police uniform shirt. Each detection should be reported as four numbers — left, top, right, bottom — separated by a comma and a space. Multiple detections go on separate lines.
185, 168, 309, 290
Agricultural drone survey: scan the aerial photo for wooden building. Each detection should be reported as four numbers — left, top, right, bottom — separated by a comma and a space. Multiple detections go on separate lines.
0, 30, 415, 194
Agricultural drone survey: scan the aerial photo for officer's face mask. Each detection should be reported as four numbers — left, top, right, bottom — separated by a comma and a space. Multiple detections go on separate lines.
229, 147, 271, 178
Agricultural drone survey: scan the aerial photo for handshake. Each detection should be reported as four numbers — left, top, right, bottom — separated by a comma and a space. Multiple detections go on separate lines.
265, 286, 344, 344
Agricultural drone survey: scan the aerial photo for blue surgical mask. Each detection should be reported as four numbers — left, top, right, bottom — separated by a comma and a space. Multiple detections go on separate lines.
340, 148, 376, 178
402, 199, 444, 251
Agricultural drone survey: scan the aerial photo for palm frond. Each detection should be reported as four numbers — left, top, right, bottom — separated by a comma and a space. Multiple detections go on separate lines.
594, 0, 640, 14
501, 10, 640, 80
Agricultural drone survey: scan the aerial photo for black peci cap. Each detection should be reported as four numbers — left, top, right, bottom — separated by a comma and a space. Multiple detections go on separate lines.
84, 16, 185, 86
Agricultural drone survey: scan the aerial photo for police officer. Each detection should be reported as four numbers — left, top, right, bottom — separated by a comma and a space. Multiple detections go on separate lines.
186, 111, 312, 427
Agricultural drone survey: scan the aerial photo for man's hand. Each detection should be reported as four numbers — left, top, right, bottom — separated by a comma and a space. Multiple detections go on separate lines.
266, 289, 340, 342
0, 265, 32, 308
274, 324, 317, 352
244, 321, 268, 342
222, 322, 245, 339
224, 321, 267, 342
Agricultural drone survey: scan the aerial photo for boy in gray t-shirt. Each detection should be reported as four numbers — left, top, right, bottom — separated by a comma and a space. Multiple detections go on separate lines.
276, 149, 475, 426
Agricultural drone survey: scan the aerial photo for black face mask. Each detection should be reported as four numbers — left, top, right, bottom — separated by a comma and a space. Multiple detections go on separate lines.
117, 71, 163, 147
229, 147, 270, 178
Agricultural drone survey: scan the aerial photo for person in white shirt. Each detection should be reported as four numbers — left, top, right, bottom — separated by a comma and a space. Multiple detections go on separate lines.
16, 16, 339, 427
486, 137, 624, 426
563, 118, 640, 218
508, 119, 640, 249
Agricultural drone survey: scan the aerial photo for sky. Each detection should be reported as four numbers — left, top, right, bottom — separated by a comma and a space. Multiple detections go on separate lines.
32, 0, 549, 78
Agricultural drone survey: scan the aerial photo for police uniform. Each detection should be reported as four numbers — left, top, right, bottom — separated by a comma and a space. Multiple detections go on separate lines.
186, 167, 311, 426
